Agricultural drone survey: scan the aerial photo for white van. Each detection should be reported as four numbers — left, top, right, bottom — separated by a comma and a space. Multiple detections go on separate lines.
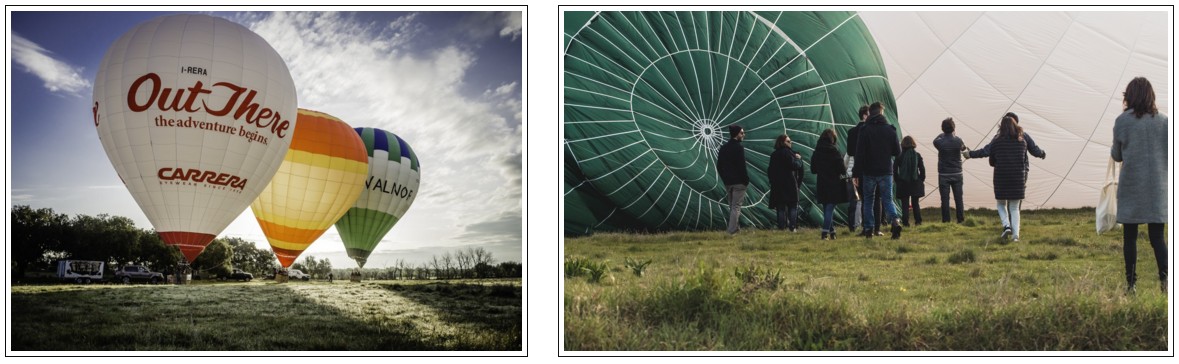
57, 260, 104, 284
287, 269, 311, 281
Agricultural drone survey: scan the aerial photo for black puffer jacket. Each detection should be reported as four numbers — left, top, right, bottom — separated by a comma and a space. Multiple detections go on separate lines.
716, 138, 748, 186
932, 133, 964, 175
970, 136, 1028, 200
810, 139, 848, 204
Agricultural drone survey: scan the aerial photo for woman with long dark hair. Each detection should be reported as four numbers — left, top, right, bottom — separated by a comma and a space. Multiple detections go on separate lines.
1112, 77, 1168, 294
966, 116, 1031, 241
767, 134, 803, 231
810, 129, 848, 240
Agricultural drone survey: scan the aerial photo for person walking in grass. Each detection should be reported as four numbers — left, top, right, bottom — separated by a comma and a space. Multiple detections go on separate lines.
844, 105, 871, 232
810, 129, 848, 240
717, 124, 749, 235
932, 117, 967, 223
768, 133, 804, 232
853, 102, 903, 239
965, 116, 1035, 242
1111, 76, 1168, 294
894, 135, 926, 227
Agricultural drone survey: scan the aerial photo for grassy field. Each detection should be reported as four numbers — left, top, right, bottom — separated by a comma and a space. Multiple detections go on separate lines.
564, 208, 1169, 351
11, 278, 521, 351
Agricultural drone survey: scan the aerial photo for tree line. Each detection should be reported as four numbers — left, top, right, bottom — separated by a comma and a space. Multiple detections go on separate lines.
332, 247, 522, 281
11, 205, 521, 281
11, 204, 278, 279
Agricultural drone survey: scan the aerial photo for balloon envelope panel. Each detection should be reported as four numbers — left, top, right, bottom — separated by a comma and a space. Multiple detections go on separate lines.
334, 127, 421, 268
251, 109, 368, 268
92, 14, 298, 262
563, 11, 896, 235
860, 11, 1169, 209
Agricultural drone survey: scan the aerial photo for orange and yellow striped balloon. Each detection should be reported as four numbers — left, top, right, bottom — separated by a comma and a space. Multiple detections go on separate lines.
250, 109, 368, 268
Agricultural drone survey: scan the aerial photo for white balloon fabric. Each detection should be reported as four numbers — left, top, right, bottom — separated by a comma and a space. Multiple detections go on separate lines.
92, 14, 298, 262
860, 11, 1168, 209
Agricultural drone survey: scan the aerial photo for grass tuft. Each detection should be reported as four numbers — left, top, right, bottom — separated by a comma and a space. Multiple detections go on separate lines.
948, 249, 976, 264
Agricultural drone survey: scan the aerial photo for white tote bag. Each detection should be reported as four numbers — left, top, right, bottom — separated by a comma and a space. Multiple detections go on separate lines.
1096, 158, 1119, 234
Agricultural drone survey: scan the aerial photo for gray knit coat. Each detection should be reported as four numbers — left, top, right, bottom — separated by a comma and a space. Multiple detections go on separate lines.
1111, 109, 1168, 224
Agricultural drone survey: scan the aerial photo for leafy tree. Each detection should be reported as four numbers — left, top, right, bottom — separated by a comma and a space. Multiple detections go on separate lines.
192, 238, 232, 278
66, 214, 140, 267
11, 205, 70, 278
137, 230, 183, 273
224, 237, 276, 276
497, 262, 522, 278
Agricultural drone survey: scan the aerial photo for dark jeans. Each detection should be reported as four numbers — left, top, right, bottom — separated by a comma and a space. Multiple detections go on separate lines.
857, 180, 883, 232
900, 195, 922, 226
776, 205, 800, 230
1123, 223, 1168, 285
938, 174, 964, 223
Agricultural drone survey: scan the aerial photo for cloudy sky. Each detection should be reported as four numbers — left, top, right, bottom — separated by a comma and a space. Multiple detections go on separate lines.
9, 9, 524, 268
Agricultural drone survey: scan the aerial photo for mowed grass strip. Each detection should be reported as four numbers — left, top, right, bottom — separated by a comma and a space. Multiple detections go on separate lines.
564, 208, 1167, 350
11, 279, 521, 351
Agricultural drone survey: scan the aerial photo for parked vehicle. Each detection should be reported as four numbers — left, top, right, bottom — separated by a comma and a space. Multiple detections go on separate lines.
114, 265, 164, 284
287, 269, 311, 281
224, 269, 254, 282
56, 260, 104, 284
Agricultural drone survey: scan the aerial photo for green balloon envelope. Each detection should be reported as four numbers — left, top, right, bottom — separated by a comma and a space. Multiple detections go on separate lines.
564, 11, 899, 235
334, 127, 421, 268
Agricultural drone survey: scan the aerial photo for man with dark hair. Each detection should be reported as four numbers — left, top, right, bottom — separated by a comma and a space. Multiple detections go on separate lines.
933, 117, 966, 223
844, 105, 870, 232
717, 124, 749, 235
853, 102, 903, 239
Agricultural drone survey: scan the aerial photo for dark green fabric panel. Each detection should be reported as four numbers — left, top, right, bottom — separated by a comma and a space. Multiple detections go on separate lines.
564, 11, 895, 235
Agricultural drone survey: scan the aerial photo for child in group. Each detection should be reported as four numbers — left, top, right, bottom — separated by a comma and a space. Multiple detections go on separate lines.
894, 136, 926, 227
965, 116, 1041, 241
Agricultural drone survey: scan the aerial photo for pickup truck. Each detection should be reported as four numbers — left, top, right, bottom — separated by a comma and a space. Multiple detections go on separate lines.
224, 269, 254, 282
114, 265, 164, 284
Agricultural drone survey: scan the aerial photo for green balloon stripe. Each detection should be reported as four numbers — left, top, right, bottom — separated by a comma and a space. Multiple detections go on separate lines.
337, 207, 400, 265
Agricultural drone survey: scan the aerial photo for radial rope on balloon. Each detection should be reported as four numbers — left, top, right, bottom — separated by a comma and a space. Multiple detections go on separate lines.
563, 11, 898, 234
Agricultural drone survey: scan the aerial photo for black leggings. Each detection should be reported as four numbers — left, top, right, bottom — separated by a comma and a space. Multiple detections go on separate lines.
1123, 223, 1167, 284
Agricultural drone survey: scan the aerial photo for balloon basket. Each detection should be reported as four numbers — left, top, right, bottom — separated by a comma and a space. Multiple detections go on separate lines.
275, 274, 289, 284
350, 271, 362, 283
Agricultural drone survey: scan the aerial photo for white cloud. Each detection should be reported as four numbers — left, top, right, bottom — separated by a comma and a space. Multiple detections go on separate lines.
457, 12, 522, 42
499, 12, 522, 41
11, 34, 91, 96
239, 12, 522, 261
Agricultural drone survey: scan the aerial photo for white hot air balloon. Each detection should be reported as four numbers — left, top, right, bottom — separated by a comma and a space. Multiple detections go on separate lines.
859, 10, 1168, 210
92, 14, 298, 263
